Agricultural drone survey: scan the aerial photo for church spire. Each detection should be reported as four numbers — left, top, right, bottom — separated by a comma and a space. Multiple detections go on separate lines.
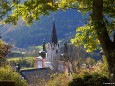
50, 20, 58, 45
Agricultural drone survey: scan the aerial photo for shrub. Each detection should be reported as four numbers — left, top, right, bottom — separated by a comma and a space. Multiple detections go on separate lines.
69, 72, 110, 86
8, 57, 36, 68
46, 73, 70, 86
0, 65, 27, 86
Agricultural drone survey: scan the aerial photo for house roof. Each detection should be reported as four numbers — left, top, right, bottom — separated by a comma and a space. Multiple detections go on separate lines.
20, 68, 58, 84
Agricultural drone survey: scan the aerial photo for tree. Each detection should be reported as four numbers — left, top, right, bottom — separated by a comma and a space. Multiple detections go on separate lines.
0, 0, 115, 84
0, 40, 11, 66
67, 44, 86, 73
1, 0, 57, 25
58, 0, 115, 83
71, 0, 115, 84
0, 0, 12, 20
0, 65, 27, 86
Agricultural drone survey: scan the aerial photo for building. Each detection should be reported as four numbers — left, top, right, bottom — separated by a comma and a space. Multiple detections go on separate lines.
47, 21, 60, 62
36, 21, 68, 72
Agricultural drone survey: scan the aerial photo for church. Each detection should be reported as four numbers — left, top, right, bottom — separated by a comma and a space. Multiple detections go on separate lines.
36, 21, 69, 73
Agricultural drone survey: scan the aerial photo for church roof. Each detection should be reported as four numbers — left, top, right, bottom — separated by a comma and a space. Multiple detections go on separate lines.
20, 68, 52, 83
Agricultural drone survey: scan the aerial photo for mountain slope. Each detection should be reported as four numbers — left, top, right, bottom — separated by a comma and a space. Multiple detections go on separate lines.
0, 9, 87, 48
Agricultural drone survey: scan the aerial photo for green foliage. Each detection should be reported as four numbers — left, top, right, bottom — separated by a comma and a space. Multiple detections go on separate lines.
85, 57, 96, 65
99, 56, 109, 77
46, 73, 69, 86
0, 40, 11, 65
58, 0, 115, 18
2, 0, 57, 25
58, 0, 93, 13
69, 72, 110, 86
8, 57, 36, 68
0, 0, 11, 20
71, 25, 100, 52
0, 65, 27, 86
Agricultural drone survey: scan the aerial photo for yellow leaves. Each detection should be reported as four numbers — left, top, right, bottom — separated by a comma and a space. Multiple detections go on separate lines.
47, 2, 53, 6
84, 44, 87, 48
77, 0, 89, 8
58, 0, 78, 9
58, 0, 68, 8
86, 49, 91, 53
71, 25, 100, 52
97, 39, 100, 44
77, 26, 90, 32
0, 66, 27, 86
71, 39, 75, 44
47, 74, 69, 86
22, 16, 27, 21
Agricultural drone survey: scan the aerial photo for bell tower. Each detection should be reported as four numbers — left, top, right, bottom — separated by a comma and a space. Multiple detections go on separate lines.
47, 19, 60, 70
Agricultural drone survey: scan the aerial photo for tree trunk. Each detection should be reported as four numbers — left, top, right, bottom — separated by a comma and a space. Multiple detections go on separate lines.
92, 0, 115, 85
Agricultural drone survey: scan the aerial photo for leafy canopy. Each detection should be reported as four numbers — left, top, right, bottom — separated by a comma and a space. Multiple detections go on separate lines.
71, 25, 100, 52
1, 0, 57, 25
0, 40, 11, 59
0, 65, 27, 86
1, 0, 114, 24
0, 0, 115, 52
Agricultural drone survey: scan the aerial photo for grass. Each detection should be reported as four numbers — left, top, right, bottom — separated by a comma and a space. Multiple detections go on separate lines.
8, 57, 36, 61
20, 67, 37, 71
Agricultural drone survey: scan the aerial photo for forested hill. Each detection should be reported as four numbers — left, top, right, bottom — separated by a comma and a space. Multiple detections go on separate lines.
0, 9, 87, 48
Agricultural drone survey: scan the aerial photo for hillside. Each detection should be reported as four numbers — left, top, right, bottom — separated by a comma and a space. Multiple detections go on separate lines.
0, 9, 87, 48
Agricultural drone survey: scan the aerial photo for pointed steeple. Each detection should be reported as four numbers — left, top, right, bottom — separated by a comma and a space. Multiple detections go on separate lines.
50, 19, 58, 45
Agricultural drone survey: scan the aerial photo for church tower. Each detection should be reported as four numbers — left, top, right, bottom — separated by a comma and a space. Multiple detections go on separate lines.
47, 20, 60, 70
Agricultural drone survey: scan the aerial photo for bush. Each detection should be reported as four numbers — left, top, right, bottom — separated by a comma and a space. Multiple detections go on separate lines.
0, 65, 27, 86
46, 73, 70, 86
69, 72, 110, 86
8, 57, 36, 68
